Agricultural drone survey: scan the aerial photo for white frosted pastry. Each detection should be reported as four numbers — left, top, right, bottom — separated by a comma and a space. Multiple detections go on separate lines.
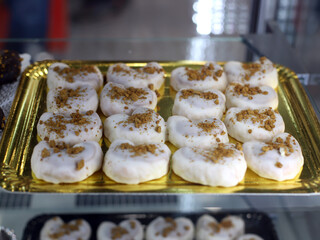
107, 62, 165, 90
196, 215, 245, 240
97, 219, 143, 240
146, 217, 194, 240
167, 116, 228, 149
100, 82, 157, 117
31, 141, 103, 183
170, 62, 227, 91
20, 53, 31, 73
172, 88, 226, 120
103, 139, 170, 184
224, 107, 285, 143
47, 62, 103, 91
172, 143, 246, 187
225, 83, 278, 110
237, 234, 264, 240
243, 133, 304, 181
40, 217, 91, 240
37, 111, 102, 145
224, 57, 278, 89
47, 85, 98, 114
104, 108, 166, 144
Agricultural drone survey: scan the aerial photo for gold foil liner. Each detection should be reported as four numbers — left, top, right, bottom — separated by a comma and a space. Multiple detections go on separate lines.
0, 60, 319, 193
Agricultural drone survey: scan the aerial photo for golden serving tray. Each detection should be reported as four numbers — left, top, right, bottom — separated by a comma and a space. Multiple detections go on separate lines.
0, 60, 319, 194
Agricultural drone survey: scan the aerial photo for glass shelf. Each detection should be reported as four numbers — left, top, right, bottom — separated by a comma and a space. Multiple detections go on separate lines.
1, 195, 320, 239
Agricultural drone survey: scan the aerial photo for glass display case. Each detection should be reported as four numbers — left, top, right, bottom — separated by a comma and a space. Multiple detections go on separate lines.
0, 21, 320, 240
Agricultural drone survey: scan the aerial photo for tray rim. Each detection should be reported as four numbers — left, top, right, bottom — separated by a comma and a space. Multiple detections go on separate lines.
1, 60, 320, 195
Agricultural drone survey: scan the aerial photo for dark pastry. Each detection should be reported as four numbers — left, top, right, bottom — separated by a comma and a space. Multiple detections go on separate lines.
0, 107, 5, 130
0, 49, 22, 85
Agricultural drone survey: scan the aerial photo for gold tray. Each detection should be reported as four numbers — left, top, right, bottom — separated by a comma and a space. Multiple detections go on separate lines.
1, 60, 320, 194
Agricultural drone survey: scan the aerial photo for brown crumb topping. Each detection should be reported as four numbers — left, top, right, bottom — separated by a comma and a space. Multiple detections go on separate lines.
275, 162, 283, 168
148, 83, 154, 90
130, 221, 136, 229
260, 135, 295, 156
42, 112, 90, 137
1, 116, 5, 129
48, 219, 83, 238
41, 148, 50, 158
141, 66, 163, 74
112, 64, 131, 75
121, 109, 158, 129
161, 217, 177, 237
197, 120, 217, 132
235, 142, 242, 151
260, 56, 267, 64
112, 64, 163, 77
179, 89, 219, 101
208, 219, 234, 234
155, 90, 160, 97
215, 69, 223, 77
53, 65, 97, 83
208, 222, 221, 233
199, 144, 236, 163
220, 219, 233, 228
55, 87, 84, 108
235, 108, 277, 131
86, 110, 94, 115
155, 126, 162, 133
48, 140, 70, 153
44, 140, 86, 158
242, 63, 261, 81
118, 142, 160, 157
241, 57, 267, 81
111, 226, 129, 240
185, 63, 222, 81
76, 159, 84, 170
67, 146, 85, 155
127, 110, 153, 128
231, 83, 268, 99
108, 85, 148, 103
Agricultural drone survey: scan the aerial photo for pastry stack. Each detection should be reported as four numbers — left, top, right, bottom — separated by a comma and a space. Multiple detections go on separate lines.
102, 62, 171, 184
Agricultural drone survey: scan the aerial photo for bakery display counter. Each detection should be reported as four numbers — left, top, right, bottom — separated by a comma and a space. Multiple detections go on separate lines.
0, 29, 319, 239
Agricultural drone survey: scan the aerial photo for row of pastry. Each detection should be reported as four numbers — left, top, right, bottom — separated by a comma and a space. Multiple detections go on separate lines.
41, 214, 263, 240
33, 62, 104, 183
46, 58, 277, 117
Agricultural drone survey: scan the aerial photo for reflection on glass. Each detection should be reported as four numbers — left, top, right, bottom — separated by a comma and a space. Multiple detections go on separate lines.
187, 38, 210, 60
192, 0, 251, 35
193, 0, 214, 35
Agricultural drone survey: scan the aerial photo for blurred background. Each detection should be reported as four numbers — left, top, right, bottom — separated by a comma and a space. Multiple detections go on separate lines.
0, 0, 319, 74
1, 0, 319, 117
